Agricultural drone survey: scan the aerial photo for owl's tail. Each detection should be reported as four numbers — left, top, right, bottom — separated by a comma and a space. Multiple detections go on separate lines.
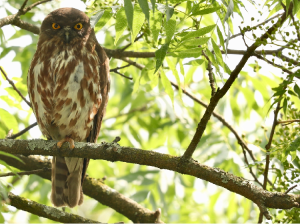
51, 156, 84, 208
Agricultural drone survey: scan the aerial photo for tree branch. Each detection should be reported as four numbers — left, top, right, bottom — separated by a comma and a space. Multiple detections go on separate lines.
0, 139, 299, 216
7, 192, 104, 223
0, 66, 31, 107
182, 6, 291, 159
0, 149, 163, 223
7, 122, 37, 139
0, 168, 50, 177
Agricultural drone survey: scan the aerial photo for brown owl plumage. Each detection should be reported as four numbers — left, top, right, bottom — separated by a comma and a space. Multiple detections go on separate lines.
27, 8, 110, 207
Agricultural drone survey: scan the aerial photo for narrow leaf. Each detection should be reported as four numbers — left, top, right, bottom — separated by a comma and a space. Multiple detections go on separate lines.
138, 0, 150, 23
192, 7, 221, 16
115, 8, 128, 45
211, 38, 224, 68
166, 6, 174, 22
154, 43, 169, 73
184, 59, 204, 66
150, 11, 162, 44
217, 26, 225, 52
165, 18, 176, 43
294, 84, 300, 98
181, 25, 216, 41
124, 0, 134, 30
90, 10, 105, 28
224, 0, 234, 22
94, 9, 113, 31
132, 4, 145, 43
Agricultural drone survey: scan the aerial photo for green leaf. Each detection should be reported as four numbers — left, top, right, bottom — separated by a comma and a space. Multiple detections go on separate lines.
150, 0, 156, 12
161, 70, 174, 105
168, 48, 203, 58
154, 43, 169, 73
286, 137, 300, 154
178, 37, 210, 48
181, 25, 216, 41
94, 9, 113, 32
114, 8, 128, 45
130, 190, 150, 203
184, 59, 204, 66
124, 0, 134, 31
294, 84, 300, 98
0, 108, 19, 132
90, 10, 105, 28
192, 7, 221, 16
132, 4, 145, 43
166, 58, 182, 100
224, 0, 234, 22
211, 38, 224, 68
166, 6, 174, 22
138, 0, 150, 23
165, 17, 176, 43
150, 11, 162, 44
217, 26, 225, 52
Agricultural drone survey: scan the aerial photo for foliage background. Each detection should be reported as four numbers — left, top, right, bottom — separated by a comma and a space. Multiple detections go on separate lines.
1, 0, 300, 223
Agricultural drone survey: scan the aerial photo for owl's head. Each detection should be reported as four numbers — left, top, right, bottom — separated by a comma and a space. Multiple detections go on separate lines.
40, 8, 91, 44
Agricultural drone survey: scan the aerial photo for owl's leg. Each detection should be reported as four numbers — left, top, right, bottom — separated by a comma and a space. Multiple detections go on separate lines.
57, 137, 75, 149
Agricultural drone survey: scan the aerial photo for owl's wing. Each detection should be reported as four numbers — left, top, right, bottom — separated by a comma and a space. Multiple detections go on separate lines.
81, 31, 110, 184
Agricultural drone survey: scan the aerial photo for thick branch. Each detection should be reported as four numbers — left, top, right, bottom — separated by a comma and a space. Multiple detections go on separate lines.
0, 147, 163, 223
8, 193, 101, 223
0, 139, 299, 212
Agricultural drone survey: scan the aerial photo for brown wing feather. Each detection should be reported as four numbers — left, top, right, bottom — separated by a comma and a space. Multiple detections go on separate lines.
81, 30, 110, 184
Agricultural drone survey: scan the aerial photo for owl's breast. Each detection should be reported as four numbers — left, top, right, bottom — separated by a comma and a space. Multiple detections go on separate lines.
28, 45, 102, 141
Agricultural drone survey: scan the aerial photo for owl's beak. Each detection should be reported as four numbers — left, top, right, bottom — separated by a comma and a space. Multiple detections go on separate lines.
64, 27, 71, 43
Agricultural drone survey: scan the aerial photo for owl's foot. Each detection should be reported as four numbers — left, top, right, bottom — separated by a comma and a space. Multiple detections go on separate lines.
57, 137, 75, 149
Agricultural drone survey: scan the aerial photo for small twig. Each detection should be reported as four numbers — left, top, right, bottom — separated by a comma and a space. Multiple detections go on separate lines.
5, 130, 13, 139
0, 66, 32, 107
241, 145, 263, 187
110, 64, 133, 80
20, 0, 52, 16
278, 119, 300, 125
202, 51, 216, 96
285, 184, 297, 194
7, 122, 38, 139
0, 168, 50, 178
253, 53, 293, 75
224, 13, 283, 43
239, 26, 249, 48
112, 136, 121, 143
121, 33, 144, 52
18, 0, 29, 15
112, 71, 133, 80
262, 100, 282, 189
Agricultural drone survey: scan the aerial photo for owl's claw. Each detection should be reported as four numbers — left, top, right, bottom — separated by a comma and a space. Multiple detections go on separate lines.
57, 137, 75, 149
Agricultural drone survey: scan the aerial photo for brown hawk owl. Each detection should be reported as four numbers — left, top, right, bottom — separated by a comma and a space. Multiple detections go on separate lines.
27, 8, 110, 207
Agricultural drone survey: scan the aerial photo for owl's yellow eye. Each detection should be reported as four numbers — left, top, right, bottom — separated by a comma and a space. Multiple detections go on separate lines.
52, 23, 60, 29
74, 23, 83, 30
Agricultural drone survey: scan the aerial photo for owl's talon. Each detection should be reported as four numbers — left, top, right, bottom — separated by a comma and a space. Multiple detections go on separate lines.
57, 137, 75, 149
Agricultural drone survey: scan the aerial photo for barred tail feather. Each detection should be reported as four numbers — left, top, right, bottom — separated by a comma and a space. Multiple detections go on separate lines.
51, 157, 84, 208
64, 157, 84, 207
51, 156, 68, 207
